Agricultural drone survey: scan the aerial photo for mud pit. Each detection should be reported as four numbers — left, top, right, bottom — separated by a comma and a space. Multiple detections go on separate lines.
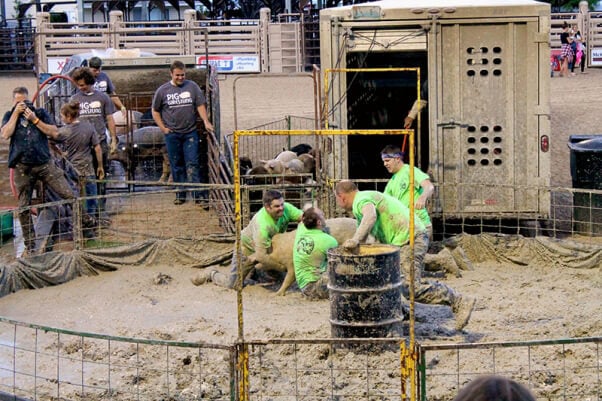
0, 71, 601, 400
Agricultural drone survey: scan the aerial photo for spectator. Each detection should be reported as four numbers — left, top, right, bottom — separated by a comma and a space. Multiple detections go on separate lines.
1, 87, 75, 256
453, 375, 536, 401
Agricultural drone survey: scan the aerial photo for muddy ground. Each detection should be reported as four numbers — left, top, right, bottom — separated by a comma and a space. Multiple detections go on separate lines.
0, 69, 601, 400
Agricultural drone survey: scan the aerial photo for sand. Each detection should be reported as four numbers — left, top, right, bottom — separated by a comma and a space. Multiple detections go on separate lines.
0, 67, 601, 401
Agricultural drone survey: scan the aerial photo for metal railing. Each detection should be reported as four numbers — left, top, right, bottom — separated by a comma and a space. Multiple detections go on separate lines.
1, 316, 600, 401
0, 19, 35, 72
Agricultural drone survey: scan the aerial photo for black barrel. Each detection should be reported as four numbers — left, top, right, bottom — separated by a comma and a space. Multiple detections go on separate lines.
568, 135, 602, 235
328, 244, 403, 338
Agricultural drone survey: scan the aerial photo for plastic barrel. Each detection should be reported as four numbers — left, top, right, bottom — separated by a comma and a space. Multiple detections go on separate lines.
328, 244, 403, 338
568, 135, 602, 235
0, 208, 14, 246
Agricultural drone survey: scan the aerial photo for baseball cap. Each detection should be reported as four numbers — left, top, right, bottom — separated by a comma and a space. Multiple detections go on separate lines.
88, 56, 102, 68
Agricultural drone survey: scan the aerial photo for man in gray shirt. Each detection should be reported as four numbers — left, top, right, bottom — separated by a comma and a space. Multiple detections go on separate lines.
152, 60, 214, 205
70, 67, 116, 217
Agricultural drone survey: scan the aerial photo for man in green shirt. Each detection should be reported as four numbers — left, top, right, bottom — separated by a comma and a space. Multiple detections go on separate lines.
293, 208, 339, 300
334, 180, 475, 331
381, 144, 434, 237
193, 190, 303, 289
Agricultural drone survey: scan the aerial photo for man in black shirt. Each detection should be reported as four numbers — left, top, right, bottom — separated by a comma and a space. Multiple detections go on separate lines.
1, 87, 75, 256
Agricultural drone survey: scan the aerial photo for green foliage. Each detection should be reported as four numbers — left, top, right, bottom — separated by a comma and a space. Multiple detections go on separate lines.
540, 0, 596, 12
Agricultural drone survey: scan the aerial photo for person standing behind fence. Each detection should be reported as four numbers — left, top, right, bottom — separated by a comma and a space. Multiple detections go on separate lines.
559, 21, 574, 77
70, 67, 117, 219
55, 100, 104, 218
151, 60, 214, 206
1, 87, 75, 256
453, 375, 536, 401
88, 56, 127, 117
571, 24, 586, 74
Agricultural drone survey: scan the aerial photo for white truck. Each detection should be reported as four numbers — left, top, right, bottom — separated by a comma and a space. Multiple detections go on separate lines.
319, 0, 551, 231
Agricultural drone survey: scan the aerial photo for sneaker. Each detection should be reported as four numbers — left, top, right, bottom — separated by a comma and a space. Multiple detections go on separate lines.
191, 270, 216, 286
452, 295, 476, 331
173, 198, 185, 205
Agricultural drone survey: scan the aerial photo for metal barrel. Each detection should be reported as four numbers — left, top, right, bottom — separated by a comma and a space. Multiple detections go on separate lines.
328, 244, 403, 338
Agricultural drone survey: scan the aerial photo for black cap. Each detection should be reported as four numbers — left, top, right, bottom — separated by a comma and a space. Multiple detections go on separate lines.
88, 56, 102, 68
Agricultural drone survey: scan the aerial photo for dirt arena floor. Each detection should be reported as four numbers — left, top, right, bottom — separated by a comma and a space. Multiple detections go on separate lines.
0, 69, 601, 400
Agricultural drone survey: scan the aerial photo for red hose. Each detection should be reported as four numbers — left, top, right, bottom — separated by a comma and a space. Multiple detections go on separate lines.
9, 74, 76, 199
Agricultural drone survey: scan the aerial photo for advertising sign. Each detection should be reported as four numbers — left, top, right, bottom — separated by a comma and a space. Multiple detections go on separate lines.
196, 55, 260, 73
47, 57, 70, 74
590, 48, 602, 66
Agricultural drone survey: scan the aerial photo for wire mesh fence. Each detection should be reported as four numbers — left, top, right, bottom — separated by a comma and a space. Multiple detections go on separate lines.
1, 316, 600, 401
1, 181, 601, 261
418, 337, 602, 401
0, 317, 235, 401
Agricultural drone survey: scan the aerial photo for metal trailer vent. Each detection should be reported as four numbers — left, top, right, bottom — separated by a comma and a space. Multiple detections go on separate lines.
464, 45, 505, 169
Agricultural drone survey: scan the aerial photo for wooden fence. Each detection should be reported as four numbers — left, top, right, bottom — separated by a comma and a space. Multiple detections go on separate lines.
16, 5, 602, 75
35, 8, 306, 75
550, 2, 602, 67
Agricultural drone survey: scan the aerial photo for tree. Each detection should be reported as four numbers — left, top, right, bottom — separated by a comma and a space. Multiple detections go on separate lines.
540, 0, 596, 12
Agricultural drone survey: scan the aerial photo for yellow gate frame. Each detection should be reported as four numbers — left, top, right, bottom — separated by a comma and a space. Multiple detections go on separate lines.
232, 64, 423, 401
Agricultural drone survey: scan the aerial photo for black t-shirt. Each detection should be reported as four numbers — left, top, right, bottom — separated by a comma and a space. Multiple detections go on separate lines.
3, 107, 54, 168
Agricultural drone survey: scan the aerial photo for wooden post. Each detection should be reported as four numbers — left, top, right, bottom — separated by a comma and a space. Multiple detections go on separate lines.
259, 8, 270, 73
35, 12, 50, 75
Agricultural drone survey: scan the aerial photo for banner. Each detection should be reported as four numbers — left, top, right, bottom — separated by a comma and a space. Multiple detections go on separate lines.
196, 55, 260, 73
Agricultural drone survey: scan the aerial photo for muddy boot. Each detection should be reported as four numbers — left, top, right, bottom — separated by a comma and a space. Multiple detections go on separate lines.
191, 269, 216, 286
450, 246, 474, 271
452, 295, 476, 331
424, 248, 462, 277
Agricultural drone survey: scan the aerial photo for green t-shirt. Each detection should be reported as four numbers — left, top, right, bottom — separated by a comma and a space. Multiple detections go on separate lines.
241, 202, 303, 252
352, 191, 425, 246
293, 223, 339, 289
384, 164, 431, 227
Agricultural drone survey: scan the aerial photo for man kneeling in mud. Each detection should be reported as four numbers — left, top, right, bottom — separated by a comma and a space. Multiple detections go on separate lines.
193, 189, 302, 288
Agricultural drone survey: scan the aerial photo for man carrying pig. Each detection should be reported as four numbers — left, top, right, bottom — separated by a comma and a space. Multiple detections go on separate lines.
334, 180, 475, 331
293, 207, 338, 300
193, 189, 303, 289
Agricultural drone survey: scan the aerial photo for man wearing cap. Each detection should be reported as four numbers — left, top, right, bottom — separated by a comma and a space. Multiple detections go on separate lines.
88, 56, 127, 117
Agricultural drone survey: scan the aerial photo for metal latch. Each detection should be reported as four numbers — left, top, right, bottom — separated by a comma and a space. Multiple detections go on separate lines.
437, 119, 469, 128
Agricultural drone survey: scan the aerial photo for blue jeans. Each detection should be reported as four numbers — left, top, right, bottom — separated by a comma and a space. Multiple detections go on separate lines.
82, 175, 98, 216
164, 130, 204, 201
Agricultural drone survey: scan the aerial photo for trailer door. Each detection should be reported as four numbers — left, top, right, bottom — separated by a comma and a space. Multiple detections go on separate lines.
434, 21, 542, 217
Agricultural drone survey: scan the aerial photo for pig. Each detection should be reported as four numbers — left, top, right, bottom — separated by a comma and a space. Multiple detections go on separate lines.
257, 217, 366, 296
112, 110, 142, 135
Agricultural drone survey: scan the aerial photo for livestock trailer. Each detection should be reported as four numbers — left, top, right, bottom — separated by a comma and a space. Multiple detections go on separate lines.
319, 0, 551, 224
